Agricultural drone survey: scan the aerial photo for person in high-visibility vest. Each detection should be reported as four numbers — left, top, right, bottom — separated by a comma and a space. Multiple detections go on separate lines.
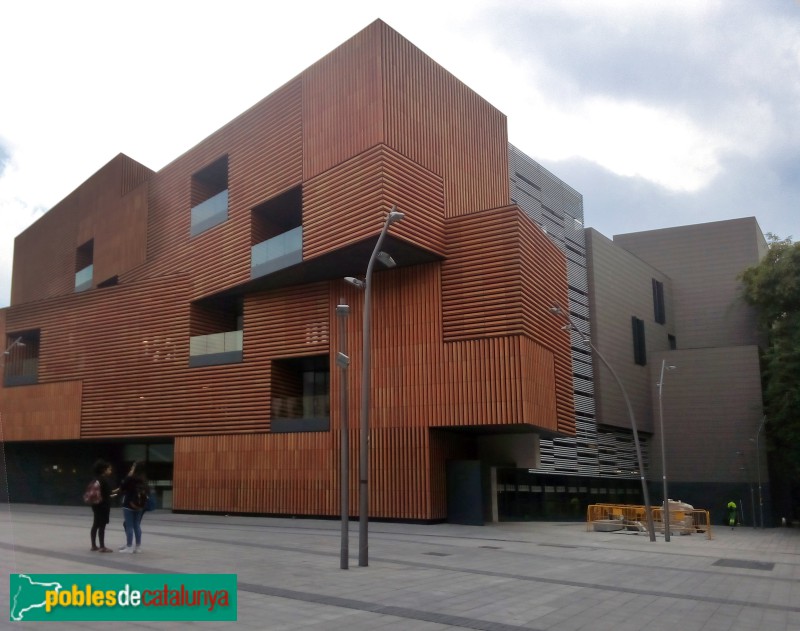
727, 501, 737, 529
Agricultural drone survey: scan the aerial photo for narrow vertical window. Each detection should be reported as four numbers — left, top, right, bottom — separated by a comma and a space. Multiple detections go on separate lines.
652, 279, 666, 324
632, 316, 647, 366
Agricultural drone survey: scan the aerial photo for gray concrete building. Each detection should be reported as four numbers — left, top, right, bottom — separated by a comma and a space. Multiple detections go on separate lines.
587, 217, 770, 525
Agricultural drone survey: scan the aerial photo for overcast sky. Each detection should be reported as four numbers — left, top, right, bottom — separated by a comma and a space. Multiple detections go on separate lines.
2, 0, 798, 308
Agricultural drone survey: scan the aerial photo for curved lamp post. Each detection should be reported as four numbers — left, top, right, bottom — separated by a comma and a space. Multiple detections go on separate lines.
657, 359, 676, 541
335, 303, 351, 569
344, 206, 404, 567
549, 305, 656, 542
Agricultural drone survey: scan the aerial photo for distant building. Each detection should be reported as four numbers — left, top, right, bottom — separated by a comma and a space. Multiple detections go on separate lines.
587, 217, 770, 524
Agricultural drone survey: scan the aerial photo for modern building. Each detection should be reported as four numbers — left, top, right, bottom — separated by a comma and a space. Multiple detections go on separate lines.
1, 20, 579, 524
586, 217, 770, 524
2, 20, 771, 526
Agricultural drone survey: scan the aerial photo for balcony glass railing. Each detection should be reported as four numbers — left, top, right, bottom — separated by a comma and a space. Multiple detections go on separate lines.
75, 264, 93, 292
272, 394, 330, 420
188, 330, 243, 367
190, 189, 229, 236
251, 226, 303, 277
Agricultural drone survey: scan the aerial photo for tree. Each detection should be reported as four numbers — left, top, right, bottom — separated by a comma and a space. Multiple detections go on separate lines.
740, 234, 800, 521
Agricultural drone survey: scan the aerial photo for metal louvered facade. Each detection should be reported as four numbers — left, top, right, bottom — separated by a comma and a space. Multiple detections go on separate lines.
509, 145, 648, 479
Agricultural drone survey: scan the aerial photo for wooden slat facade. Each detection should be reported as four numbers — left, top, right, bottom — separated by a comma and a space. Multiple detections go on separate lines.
2, 20, 574, 521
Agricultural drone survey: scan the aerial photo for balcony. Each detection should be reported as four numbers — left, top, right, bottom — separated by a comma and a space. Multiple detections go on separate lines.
271, 394, 330, 433
189, 330, 243, 367
4, 358, 39, 387
191, 189, 229, 237
251, 226, 303, 279
75, 264, 93, 292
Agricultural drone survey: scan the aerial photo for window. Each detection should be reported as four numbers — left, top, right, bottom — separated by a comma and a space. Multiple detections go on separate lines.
75, 239, 94, 292
668, 334, 677, 350
250, 186, 303, 278
190, 156, 229, 236
652, 279, 666, 324
271, 355, 330, 433
188, 297, 243, 367
631, 316, 647, 366
3, 331, 40, 386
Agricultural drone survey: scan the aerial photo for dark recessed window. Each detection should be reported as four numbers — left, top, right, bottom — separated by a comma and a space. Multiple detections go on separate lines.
631, 316, 647, 366
652, 279, 666, 324
190, 156, 229, 237
668, 334, 677, 350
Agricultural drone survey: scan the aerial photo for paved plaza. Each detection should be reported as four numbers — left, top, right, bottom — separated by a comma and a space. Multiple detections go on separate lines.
1, 503, 799, 630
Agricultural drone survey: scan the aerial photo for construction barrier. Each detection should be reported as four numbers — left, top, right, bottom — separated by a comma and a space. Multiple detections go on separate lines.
586, 503, 713, 540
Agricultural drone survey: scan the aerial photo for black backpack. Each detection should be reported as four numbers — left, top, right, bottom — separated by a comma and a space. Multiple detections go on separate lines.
129, 481, 149, 511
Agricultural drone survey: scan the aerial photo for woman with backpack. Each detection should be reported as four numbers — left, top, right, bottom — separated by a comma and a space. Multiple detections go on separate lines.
89, 459, 117, 552
118, 461, 148, 553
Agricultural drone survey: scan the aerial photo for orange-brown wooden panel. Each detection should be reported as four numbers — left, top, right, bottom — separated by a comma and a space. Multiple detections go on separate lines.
303, 144, 446, 259
11, 154, 154, 306
124, 80, 303, 302
302, 22, 384, 180
381, 22, 510, 216
0, 381, 82, 441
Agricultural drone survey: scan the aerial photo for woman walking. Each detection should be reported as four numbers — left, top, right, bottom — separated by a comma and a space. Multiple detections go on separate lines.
118, 462, 147, 553
89, 459, 117, 553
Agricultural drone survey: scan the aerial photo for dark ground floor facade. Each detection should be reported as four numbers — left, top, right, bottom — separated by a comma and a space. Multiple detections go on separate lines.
2, 440, 784, 528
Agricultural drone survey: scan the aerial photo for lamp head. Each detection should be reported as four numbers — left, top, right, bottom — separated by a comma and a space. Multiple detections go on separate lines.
344, 277, 365, 289
376, 251, 397, 268
386, 206, 405, 226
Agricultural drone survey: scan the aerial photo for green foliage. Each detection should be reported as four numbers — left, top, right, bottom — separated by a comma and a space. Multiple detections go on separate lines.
740, 234, 800, 483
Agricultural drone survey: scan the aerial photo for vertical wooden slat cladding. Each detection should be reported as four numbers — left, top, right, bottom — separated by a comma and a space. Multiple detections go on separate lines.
121, 158, 154, 196
93, 182, 148, 285
302, 24, 384, 180
0, 381, 82, 440
132, 79, 303, 301
381, 23, 509, 215
442, 205, 575, 435
303, 145, 446, 259
302, 20, 507, 216
174, 434, 337, 515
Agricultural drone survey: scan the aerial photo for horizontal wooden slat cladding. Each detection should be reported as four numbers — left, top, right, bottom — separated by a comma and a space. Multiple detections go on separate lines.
302, 23, 383, 180
381, 22, 509, 216
441, 205, 575, 435
4, 276, 271, 438
303, 144, 446, 259
0, 381, 82, 441
245, 283, 330, 359
11, 154, 154, 306
127, 79, 303, 301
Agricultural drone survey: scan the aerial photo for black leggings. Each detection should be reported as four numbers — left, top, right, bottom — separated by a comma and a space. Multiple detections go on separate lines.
91, 505, 111, 548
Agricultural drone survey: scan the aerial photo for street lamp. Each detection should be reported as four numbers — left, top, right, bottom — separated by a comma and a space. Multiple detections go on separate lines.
549, 305, 656, 542
346, 206, 404, 567
335, 303, 351, 569
753, 416, 766, 528
657, 359, 676, 542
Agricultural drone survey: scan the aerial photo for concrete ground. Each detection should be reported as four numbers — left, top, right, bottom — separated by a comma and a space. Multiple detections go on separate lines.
1, 503, 799, 630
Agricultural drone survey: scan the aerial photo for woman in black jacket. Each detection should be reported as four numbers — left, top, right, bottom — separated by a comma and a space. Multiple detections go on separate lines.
89, 459, 117, 552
